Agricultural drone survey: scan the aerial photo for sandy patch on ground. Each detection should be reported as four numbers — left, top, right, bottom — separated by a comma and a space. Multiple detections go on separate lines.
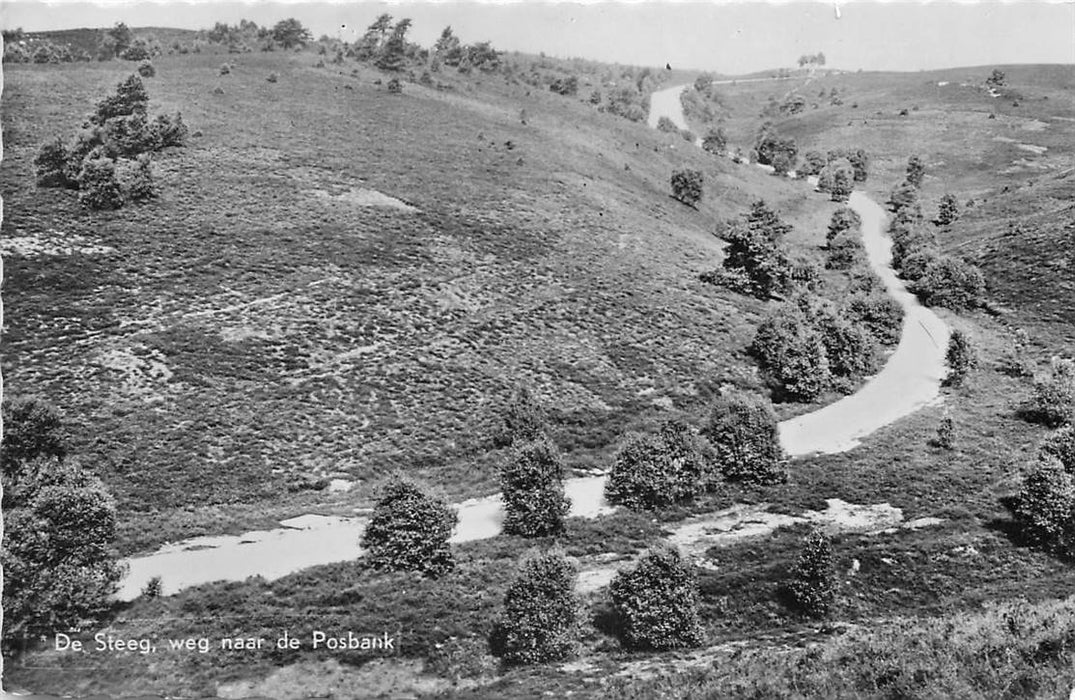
1, 230, 116, 257
94, 345, 173, 395
1016, 143, 1048, 154
307, 186, 418, 212
216, 658, 454, 700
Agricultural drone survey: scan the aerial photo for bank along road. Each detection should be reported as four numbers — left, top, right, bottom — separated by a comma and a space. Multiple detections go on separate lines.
115, 84, 949, 601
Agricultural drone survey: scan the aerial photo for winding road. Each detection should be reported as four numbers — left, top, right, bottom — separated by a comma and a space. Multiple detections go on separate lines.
115, 83, 949, 602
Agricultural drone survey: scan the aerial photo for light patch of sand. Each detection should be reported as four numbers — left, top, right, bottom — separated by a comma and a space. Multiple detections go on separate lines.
94, 345, 173, 395
307, 186, 418, 212
217, 658, 454, 700
1017, 143, 1048, 155
1, 230, 116, 257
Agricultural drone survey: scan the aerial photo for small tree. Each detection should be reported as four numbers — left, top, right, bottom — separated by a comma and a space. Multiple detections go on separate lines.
785, 529, 837, 618
500, 437, 570, 538
610, 547, 705, 651
1013, 458, 1075, 554
701, 127, 727, 155
605, 421, 712, 510
76, 156, 125, 210
829, 168, 853, 202
887, 181, 920, 215
936, 413, 955, 450
361, 476, 457, 576
848, 149, 869, 182
656, 115, 679, 133
844, 292, 904, 346
33, 138, 75, 188
910, 256, 985, 310
722, 202, 794, 299
751, 305, 832, 402
935, 193, 960, 226
137, 60, 155, 77
272, 18, 312, 49
825, 231, 864, 270
905, 155, 926, 188
826, 207, 862, 245
1027, 358, 1075, 428
375, 18, 412, 72
943, 329, 977, 388
701, 390, 786, 484
92, 73, 149, 125
491, 551, 580, 665
986, 69, 1006, 88
671, 169, 703, 208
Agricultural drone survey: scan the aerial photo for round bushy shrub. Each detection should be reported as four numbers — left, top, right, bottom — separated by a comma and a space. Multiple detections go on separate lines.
501, 437, 570, 538
497, 385, 547, 447
137, 60, 155, 77
605, 421, 712, 510
1041, 427, 1075, 473
1014, 458, 1075, 554
387, 78, 402, 94
671, 169, 703, 208
610, 547, 705, 651
76, 156, 125, 210
825, 231, 864, 270
656, 115, 679, 133
102, 112, 162, 158
701, 390, 786, 484
936, 414, 955, 450
785, 529, 837, 618
943, 329, 977, 388
152, 112, 189, 148
33, 138, 75, 188
701, 127, 727, 155
361, 476, 457, 577
220, 62, 231, 75
92, 74, 148, 125
844, 292, 903, 346
1027, 358, 1075, 428
115, 155, 156, 202
935, 193, 960, 226
267, 72, 279, 83
905, 155, 926, 187
816, 308, 879, 383
826, 207, 862, 245
751, 305, 831, 402
909, 256, 985, 310
491, 551, 579, 665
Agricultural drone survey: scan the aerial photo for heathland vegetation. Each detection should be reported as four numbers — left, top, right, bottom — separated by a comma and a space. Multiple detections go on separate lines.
3, 13, 1075, 698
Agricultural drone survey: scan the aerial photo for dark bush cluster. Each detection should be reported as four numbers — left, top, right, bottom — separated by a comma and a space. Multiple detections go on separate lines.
33, 74, 187, 210
4, 38, 92, 64
361, 476, 458, 577
671, 169, 703, 208
490, 551, 580, 665
701, 390, 787, 484
754, 126, 798, 176
1025, 358, 1075, 428
784, 530, 838, 618
843, 291, 904, 346
610, 547, 705, 651
500, 437, 570, 538
549, 75, 578, 96
701, 126, 727, 155
605, 420, 716, 511
817, 158, 854, 202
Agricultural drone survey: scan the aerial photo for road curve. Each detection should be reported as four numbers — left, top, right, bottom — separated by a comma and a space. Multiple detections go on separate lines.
114, 84, 949, 601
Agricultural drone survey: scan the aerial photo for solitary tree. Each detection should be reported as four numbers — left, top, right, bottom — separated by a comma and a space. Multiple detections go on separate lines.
785, 529, 837, 618
500, 437, 571, 537
943, 329, 977, 387
491, 551, 580, 664
610, 547, 705, 651
433, 25, 463, 66
271, 18, 312, 49
375, 18, 412, 71
986, 68, 1006, 88
361, 476, 457, 576
905, 155, 926, 188
701, 390, 787, 484
671, 169, 703, 208
935, 193, 961, 226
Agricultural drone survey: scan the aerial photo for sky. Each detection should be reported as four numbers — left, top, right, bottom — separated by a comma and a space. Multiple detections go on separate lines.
2, 1, 1073, 75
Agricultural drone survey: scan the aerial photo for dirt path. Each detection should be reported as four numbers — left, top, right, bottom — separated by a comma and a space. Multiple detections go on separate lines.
115, 84, 948, 602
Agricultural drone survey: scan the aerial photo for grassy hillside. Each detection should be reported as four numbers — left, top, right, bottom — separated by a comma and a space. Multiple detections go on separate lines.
1, 49, 832, 552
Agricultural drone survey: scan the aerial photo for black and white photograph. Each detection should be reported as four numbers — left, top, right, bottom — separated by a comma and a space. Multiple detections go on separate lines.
1, 0, 1074, 696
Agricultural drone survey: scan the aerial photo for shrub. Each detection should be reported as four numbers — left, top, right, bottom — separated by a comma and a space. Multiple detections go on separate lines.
500, 437, 570, 538
701, 390, 786, 484
935, 193, 960, 226
136, 60, 155, 77
142, 576, 163, 598
361, 476, 457, 577
905, 155, 926, 187
802, 150, 826, 176
843, 292, 903, 345
33, 138, 75, 188
92, 74, 148, 125
785, 529, 837, 618
220, 62, 231, 75
889, 223, 936, 273
826, 207, 861, 245
1000, 328, 1036, 378
490, 551, 579, 665
751, 305, 831, 402
102, 112, 162, 157
115, 155, 156, 202
701, 127, 727, 155
76, 156, 125, 210
1013, 458, 1075, 554
825, 231, 864, 270
497, 385, 547, 446
605, 421, 713, 510
909, 256, 985, 310
610, 547, 705, 651
549, 75, 578, 96
756, 132, 798, 176
1041, 427, 1075, 473
657, 116, 679, 133
721, 200, 794, 299
152, 112, 189, 148
671, 169, 703, 208
829, 169, 853, 202
387, 78, 402, 94
1026, 358, 1075, 428
814, 305, 880, 384
943, 329, 977, 388
267, 72, 279, 83
936, 414, 955, 450
887, 181, 920, 214
680, 129, 696, 143
848, 149, 869, 182
1, 398, 67, 483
